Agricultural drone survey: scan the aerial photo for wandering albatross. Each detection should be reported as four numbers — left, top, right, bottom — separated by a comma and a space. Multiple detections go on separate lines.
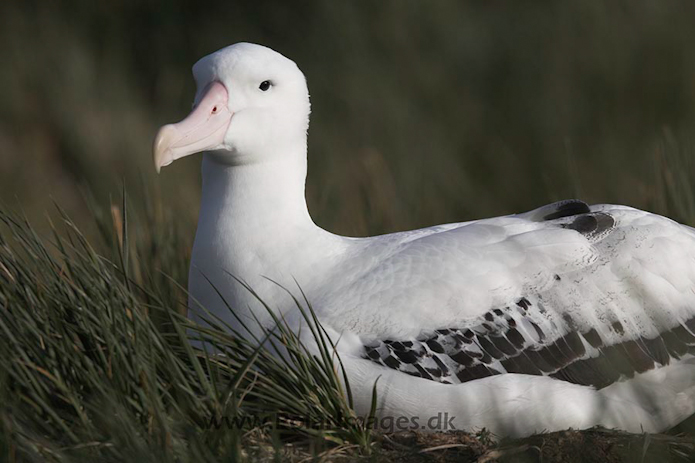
153, 42, 695, 437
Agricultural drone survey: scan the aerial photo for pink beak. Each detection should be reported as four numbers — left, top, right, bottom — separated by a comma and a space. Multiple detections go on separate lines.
153, 81, 232, 173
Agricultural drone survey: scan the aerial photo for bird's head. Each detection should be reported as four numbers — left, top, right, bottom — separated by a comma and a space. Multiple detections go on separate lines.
153, 43, 310, 172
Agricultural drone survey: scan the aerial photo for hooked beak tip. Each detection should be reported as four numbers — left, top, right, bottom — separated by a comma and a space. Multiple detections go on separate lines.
153, 124, 177, 174
152, 82, 231, 173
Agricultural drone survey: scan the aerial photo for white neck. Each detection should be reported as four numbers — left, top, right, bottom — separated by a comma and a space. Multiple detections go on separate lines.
189, 149, 345, 329
200, 150, 314, 234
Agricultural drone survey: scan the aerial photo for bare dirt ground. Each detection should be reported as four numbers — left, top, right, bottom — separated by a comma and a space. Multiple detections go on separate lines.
247, 425, 695, 462
377, 427, 695, 463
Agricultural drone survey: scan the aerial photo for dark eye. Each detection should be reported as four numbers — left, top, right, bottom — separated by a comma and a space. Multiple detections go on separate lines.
259, 80, 272, 91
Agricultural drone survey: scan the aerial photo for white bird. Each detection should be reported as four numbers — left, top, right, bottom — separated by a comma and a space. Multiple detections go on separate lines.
154, 42, 695, 437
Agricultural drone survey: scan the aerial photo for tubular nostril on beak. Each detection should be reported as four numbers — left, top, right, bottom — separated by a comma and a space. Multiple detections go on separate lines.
152, 81, 231, 173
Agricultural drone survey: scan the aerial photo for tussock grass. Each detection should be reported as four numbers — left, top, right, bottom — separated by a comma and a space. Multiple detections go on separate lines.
0, 201, 375, 462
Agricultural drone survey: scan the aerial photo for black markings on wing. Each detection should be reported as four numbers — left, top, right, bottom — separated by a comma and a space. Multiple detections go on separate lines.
362, 298, 695, 390
560, 212, 615, 240
540, 200, 592, 221
522, 199, 616, 241
522, 199, 593, 222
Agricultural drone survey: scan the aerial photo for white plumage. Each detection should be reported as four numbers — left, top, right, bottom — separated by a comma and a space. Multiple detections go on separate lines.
154, 42, 695, 437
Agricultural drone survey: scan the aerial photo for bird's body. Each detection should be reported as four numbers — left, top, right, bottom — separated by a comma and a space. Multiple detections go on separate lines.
155, 43, 695, 437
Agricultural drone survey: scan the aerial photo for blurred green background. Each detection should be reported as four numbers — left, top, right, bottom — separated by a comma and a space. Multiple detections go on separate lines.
2, 0, 695, 239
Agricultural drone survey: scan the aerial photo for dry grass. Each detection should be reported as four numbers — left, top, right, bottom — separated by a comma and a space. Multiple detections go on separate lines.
2, 1, 695, 235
